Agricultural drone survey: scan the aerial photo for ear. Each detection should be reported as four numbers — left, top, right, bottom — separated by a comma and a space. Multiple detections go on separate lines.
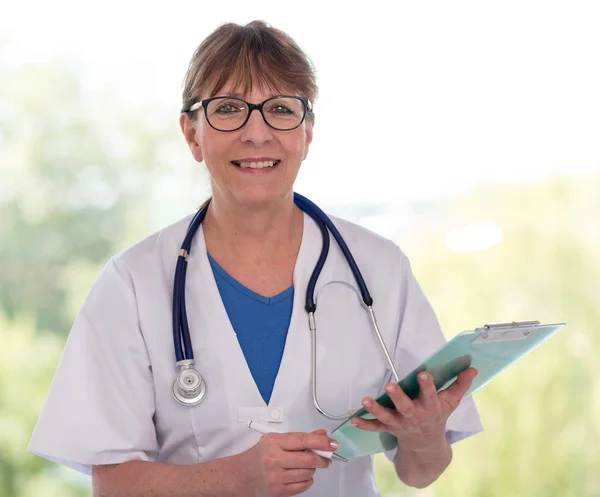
180, 113, 204, 163
303, 117, 315, 160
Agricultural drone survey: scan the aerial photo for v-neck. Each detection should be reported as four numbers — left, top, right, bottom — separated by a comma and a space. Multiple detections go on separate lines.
207, 253, 294, 305
190, 211, 322, 409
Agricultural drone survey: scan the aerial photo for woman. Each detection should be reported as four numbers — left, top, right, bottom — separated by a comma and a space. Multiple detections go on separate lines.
29, 21, 482, 496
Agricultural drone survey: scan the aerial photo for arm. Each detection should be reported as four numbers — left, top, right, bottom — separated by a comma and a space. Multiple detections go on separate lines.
393, 433, 452, 489
93, 430, 335, 497
352, 369, 477, 489
92, 457, 241, 497
369, 251, 481, 487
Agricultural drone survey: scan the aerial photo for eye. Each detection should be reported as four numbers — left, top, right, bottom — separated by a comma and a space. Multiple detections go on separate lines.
271, 104, 293, 114
214, 101, 245, 114
265, 99, 296, 115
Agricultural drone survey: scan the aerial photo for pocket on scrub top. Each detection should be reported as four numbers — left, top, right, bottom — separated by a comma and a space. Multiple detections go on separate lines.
313, 282, 390, 415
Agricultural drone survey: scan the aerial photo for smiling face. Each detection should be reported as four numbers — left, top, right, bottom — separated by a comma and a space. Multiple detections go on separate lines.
180, 82, 314, 209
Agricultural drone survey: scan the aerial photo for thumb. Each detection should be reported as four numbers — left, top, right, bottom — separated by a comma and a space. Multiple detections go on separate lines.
311, 428, 328, 436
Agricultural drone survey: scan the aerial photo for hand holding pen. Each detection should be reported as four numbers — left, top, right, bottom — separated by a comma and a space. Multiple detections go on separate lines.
248, 421, 346, 462
232, 421, 346, 497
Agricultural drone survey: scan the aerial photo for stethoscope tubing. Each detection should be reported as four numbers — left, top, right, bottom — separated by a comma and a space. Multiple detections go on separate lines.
173, 194, 379, 363
293, 193, 373, 308
173, 201, 211, 362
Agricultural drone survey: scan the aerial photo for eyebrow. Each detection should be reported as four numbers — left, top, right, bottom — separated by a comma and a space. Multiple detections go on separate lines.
214, 91, 289, 100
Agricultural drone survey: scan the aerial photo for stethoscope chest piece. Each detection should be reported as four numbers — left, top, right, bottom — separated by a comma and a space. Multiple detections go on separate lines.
172, 360, 207, 406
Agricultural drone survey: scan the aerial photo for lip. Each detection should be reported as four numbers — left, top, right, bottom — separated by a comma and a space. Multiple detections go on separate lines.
232, 157, 280, 162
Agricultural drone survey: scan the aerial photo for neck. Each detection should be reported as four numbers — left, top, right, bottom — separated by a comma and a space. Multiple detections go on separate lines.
202, 194, 303, 262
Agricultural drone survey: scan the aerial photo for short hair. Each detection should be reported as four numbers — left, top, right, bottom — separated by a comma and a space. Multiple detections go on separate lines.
181, 21, 317, 119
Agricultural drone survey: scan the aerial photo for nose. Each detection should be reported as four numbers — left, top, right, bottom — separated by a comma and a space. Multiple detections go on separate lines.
239, 108, 273, 146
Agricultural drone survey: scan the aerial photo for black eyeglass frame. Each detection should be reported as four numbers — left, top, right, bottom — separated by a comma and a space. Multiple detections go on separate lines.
182, 95, 313, 132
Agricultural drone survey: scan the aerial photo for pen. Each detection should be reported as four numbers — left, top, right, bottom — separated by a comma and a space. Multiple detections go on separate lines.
247, 421, 348, 463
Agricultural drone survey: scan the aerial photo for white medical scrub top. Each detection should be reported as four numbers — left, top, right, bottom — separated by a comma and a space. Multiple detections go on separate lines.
28, 211, 483, 497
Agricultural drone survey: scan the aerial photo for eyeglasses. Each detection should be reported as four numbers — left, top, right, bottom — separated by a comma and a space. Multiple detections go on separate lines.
184, 95, 313, 132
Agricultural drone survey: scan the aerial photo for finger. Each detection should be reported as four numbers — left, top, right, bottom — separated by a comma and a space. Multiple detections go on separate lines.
284, 479, 314, 496
417, 371, 439, 410
279, 450, 331, 469
281, 468, 316, 484
311, 428, 328, 436
351, 416, 387, 432
359, 397, 398, 426
439, 367, 478, 411
384, 382, 416, 418
274, 432, 339, 453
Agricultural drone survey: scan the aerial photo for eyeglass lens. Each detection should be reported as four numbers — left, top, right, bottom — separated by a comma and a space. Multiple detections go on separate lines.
205, 97, 305, 131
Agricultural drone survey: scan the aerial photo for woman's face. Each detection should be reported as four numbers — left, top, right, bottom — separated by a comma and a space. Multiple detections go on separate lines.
180, 81, 314, 209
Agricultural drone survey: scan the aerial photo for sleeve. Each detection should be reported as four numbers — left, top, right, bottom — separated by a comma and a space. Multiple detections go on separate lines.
27, 257, 159, 475
384, 251, 483, 462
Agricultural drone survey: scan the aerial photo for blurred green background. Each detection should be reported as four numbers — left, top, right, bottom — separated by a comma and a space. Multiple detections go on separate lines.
2, 23, 600, 497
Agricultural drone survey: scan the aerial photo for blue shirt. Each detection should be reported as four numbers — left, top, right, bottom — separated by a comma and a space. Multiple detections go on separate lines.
207, 254, 294, 404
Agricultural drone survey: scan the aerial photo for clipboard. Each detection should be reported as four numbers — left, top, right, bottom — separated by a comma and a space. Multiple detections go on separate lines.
330, 320, 566, 460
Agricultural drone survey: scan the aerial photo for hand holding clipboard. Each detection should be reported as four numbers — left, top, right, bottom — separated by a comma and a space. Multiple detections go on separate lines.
331, 321, 566, 460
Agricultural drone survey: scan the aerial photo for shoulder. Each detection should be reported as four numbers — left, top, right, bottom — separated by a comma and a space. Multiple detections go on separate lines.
115, 214, 193, 261
109, 214, 195, 284
326, 213, 410, 267
315, 212, 416, 296
77, 214, 194, 313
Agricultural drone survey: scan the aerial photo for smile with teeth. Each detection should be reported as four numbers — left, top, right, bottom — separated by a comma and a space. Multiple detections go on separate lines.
231, 160, 280, 169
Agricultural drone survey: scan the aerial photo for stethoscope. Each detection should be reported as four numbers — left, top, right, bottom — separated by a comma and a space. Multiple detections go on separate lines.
172, 192, 401, 420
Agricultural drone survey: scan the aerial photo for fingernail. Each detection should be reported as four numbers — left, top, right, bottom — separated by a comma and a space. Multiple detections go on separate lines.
330, 440, 339, 449
362, 399, 372, 407
351, 419, 358, 426
385, 384, 396, 394
419, 372, 428, 381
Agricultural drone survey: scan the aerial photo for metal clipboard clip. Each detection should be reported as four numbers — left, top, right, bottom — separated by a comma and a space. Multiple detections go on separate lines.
472, 320, 541, 344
